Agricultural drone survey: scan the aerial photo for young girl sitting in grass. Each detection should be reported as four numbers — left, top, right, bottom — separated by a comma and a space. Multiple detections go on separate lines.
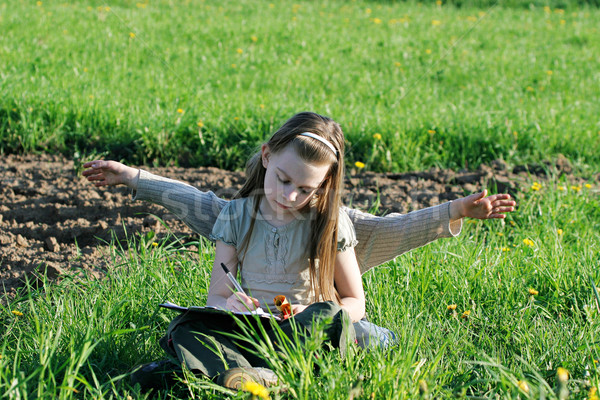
138, 112, 366, 392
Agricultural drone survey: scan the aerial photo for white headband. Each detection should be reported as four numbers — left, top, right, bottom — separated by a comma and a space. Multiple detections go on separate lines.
298, 132, 338, 156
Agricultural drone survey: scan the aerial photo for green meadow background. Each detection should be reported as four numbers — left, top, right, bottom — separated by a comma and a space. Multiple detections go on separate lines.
1, 0, 600, 399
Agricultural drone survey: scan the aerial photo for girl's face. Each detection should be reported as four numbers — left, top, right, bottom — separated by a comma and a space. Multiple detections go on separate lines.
261, 144, 330, 223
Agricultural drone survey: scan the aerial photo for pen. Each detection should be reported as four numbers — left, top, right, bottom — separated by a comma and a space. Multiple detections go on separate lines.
220, 263, 246, 295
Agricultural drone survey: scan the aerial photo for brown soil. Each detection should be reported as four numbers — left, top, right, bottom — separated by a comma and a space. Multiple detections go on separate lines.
0, 153, 585, 304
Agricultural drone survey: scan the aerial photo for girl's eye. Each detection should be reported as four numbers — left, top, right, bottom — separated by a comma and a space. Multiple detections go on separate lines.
300, 189, 311, 195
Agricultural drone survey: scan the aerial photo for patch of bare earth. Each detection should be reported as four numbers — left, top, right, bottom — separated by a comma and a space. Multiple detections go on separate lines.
0, 153, 585, 304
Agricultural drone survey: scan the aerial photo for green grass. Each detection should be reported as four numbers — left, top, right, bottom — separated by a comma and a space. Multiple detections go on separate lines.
2, 179, 599, 399
1, 0, 599, 172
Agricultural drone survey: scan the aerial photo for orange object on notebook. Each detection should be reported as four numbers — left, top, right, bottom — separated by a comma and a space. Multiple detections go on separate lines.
274, 295, 292, 319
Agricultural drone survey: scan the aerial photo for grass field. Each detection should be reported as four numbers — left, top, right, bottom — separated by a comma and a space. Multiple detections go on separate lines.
1, 0, 599, 172
2, 0, 600, 399
2, 174, 599, 399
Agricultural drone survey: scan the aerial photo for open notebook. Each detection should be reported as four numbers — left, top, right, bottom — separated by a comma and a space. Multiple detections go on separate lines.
159, 301, 281, 321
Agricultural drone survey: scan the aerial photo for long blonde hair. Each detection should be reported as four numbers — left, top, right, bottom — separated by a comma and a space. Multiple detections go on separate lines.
235, 112, 345, 303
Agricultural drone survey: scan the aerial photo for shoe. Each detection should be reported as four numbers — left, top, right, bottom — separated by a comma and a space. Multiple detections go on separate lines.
130, 359, 182, 392
217, 367, 279, 390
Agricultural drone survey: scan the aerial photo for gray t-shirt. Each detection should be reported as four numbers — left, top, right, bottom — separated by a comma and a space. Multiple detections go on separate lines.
210, 196, 357, 312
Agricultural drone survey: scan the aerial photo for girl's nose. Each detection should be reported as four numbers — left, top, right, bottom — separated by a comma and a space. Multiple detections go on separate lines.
283, 187, 297, 202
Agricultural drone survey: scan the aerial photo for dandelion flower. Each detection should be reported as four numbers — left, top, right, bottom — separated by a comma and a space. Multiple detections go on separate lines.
428, 129, 436, 134
197, 121, 204, 128
251, 35, 258, 42
394, 61, 402, 67
259, 104, 265, 109
558, 185, 566, 191
373, 133, 382, 140
557, 228, 563, 235
447, 304, 457, 310
585, 183, 592, 189
236, 48, 243, 54
425, 49, 432, 54
467, 16, 477, 22
531, 182, 542, 191
234, 117, 239, 121
461, 310, 471, 319
509, 220, 516, 227
502, 247, 511, 252
12, 310, 23, 316
528, 288, 539, 296
129, 32, 136, 39
523, 238, 535, 247
546, 70, 553, 75
355, 161, 365, 169
366, 8, 372, 14
436, 0, 442, 5
431, 20, 442, 26
177, 108, 184, 114
231, 64, 237, 68
373, 18, 382, 24
518, 380, 530, 393
556, 367, 569, 383
152, 242, 158, 247
526, 86, 535, 92
571, 185, 581, 192
242, 380, 270, 400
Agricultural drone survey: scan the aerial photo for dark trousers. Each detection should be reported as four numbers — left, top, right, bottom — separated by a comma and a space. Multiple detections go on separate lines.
159, 301, 355, 378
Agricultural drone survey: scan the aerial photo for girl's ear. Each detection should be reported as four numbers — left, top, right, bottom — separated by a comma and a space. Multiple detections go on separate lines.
261, 144, 270, 168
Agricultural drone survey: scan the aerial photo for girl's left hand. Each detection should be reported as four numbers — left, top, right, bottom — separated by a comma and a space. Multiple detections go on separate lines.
455, 189, 516, 220
291, 304, 308, 315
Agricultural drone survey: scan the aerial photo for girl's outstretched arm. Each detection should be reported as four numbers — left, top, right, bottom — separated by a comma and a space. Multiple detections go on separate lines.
206, 241, 260, 312
334, 247, 366, 322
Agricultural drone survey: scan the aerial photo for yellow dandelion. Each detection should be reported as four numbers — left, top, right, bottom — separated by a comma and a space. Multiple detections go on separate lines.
394, 61, 402, 67
152, 242, 158, 247
447, 304, 457, 310
585, 183, 592, 189
425, 49, 432, 54
366, 8, 372, 14
373, 18, 382, 24
251, 35, 258, 42
556, 367, 568, 383
428, 129, 436, 134
36, 1, 42, 5
497, 232, 504, 236
509, 220, 516, 227
355, 161, 366, 169
571, 185, 582, 192
436, 0, 442, 5
259, 104, 265, 109
431, 20, 442, 26
129, 32, 136, 39
236, 48, 243, 54
467, 16, 477, 22
234, 117, 240, 121
478, 11, 486, 16
518, 380, 530, 393
523, 238, 535, 247
269, 3, 274, 8
502, 247, 511, 252
89, 95, 94, 100
231, 63, 237, 68
554, 8, 565, 14
461, 310, 471, 319
589, 387, 599, 400
176, 108, 184, 114
526, 86, 535, 92
373, 133, 382, 140
544, 6, 551, 13
528, 288, 539, 296
558, 185, 566, 191
557, 228, 563, 235
12, 310, 23, 316
242, 380, 270, 400
197, 121, 204, 128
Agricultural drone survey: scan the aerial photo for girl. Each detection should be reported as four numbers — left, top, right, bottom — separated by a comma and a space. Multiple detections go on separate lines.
148, 112, 366, 391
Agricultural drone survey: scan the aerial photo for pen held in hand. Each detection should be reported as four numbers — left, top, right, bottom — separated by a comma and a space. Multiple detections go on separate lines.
220, 263, 246, 295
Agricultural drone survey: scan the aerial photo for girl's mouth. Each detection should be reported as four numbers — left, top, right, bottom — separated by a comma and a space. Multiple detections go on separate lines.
275, 201, 291, 210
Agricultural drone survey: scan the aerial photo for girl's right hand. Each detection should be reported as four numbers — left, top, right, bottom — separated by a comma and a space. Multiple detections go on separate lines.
82, 160, 140, 189
225, 292, 261, 312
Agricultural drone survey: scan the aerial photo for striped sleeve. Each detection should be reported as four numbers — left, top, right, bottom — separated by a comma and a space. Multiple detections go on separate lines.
133, 169, 228, 240
344, 203, 462, 274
